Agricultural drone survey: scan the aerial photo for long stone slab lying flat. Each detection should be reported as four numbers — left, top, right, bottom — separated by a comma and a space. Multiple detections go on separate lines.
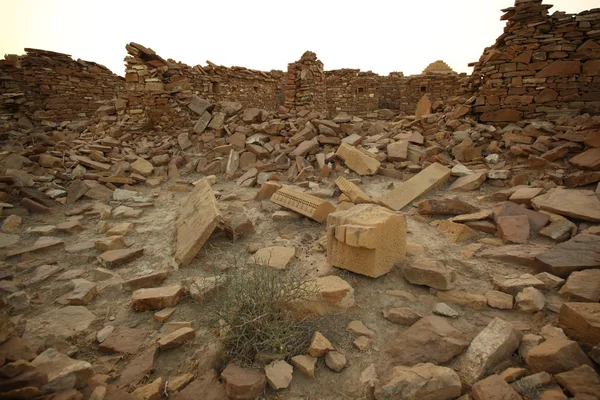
377, 162, 451, 211
531, 188, 600, 222
174, 178, 222, 266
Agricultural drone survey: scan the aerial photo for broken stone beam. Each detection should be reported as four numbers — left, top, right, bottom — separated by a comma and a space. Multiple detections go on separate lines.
335, 142, 380, 176
335, 177, 371, 203
377, 162, 451, 211
174, 178, 222, 266
326, 204, 406, 278
270, 186, 335, 223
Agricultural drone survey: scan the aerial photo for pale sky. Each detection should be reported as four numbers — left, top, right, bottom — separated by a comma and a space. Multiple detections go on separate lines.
1, 0, 597, 77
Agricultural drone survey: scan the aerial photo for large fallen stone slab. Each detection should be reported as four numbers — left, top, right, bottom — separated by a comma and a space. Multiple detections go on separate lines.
387, 316, 469, 365
221, 364, 266, 399
558, 302, 600, 347
532, 188, 600, 222
403, 259, 454, 290
454, 317, 522, 386
471, 374, 522, 400
335, 176, 371, 203
377, 162, 451, 211
534, 233, 600, 277
555, 365, 600, 398
131, 286, 184, 311
23, 306, 96, 351
526, 338, 592, 374
417, 199, 478, 215
270, 186, 335, 223
326, 204, 406, 278
480, 245, 549, 267
335, 142, 380, 175
374, 363, 461, 400
174, 178, 222, 266
559, 269, 600, 302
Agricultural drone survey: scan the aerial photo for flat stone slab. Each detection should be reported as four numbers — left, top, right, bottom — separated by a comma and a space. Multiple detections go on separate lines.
131, 286, 184, 311
378, 162, 451, 211
558, 302, 600, 347
23, 306, 96, 351
174, 178, 222, 266
250, 246, 295, 269
532, 188, 600, 222
534, 233, 600, 277
98, 248, 144, 268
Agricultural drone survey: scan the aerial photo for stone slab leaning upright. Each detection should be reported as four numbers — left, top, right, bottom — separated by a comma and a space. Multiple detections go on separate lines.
174, 178, 222, 266
326, 204, 406, 278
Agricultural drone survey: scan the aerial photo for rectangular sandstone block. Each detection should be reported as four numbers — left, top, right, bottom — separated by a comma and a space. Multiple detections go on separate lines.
335, 177, 371, 203
270, 186, 336, 223
377, 162, 451, 211
335, 142, 380, 176
174, 178, 222, 266
131, 286, 184, 311
327, 204, 406, 278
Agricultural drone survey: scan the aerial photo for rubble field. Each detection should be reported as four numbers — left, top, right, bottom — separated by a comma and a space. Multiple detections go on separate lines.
1, 0, 600, 399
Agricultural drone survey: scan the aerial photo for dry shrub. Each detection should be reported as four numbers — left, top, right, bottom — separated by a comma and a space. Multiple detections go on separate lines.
211, 264, 316, 365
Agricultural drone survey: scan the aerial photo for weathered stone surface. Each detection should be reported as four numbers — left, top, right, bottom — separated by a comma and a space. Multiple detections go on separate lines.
67, 279, 97, 305
535, 233, 600, 277
270, 186, 335, 223
327, 204, 406, 278
98, 327, 147, 355
559, 269, 600, 302
480, 109, 523, 122
23, 306, 95, 351
308, 331, 334, 357
176, 370, 226, 400
123, 271, 168, 291
449, 172, 487, 192
374, 363, 461, 400
32, 348, 92, 392
471, 374, 522, 400
131, 286, 183, 311
515, 287, 545, 312
494, 202, 549, 232
403, 260, 454, 290
378, 163, 451, 211
0, 337, 36, 362
436, 291, 487, 310
220, 364, 266, 399
433, 303, 459, 318
291, 355, 317, 377
174, 178, 222, 266
132, 377, 163, 400
485, 290, 514, 310
493, 274, 545, 295
383, 308, 422, 325
98, 248, 143, 268
294, 275, 355, 315
335, 176, 371, 203
157, 327, 195, 350
336, 142, 380, 175
555, 365, 600, 398
497, 215, 530, 244
437, 220, 478, 243
388, 316, 469, 365
251, 246, 295, 270
417, 199, 478, 215
455, 317, 523, 385
527, 338, 592, 374
558, 302, 600, 347
325, 351, 346, 372
130, 158, 154, 177
532, 188, 600, 222
264, 360, 293, 390
480, 245, 549, 267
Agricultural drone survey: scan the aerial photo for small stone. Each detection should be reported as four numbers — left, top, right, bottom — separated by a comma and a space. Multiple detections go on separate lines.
131, 377, 163, 400
98, 248, 144, 268
485, 290, 514, 310
250, 246, 295, 269
353, 336, 372, 351
221, 364, 266, 399
325, 351, 347, 372
403, 260, 454, 290
499, 367, 528, 383
347, 320, 375, 337
67, 279, 97, 305
497, 215, 530, 244
153, 308, 176, 322
1, 215, 21, 232
384, 307, 422, 325
264, 360, 293, 390
307, 331, 334, 357
519, 334, 544, 359
472, 374, 522, 400
291, 355, 317, 377
131, 286, 184, 311
130, 158, 154, 177
515, 287, 545, 312
96, 326, 114, 343
433, 303, 459, 318
157, 327, 195, 350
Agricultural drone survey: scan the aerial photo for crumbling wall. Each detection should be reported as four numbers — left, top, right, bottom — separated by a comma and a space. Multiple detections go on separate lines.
324, 69, 463, 116
466, 0, 600, 122
284, 52, 326, 112
118, 43, 285, 132
0, 48, 123, 133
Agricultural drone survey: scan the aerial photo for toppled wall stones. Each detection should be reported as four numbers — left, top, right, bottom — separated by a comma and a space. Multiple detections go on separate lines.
0, 48, 124, 133
466, 0, 600, 122
284, 51, 326, 112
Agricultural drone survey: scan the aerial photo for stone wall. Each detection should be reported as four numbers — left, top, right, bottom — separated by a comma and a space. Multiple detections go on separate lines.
0, 48, 124, 133
324, 69, 464, 116
118, 43, 285, 132
284, 52, 326, 112
466, 0, 600, 122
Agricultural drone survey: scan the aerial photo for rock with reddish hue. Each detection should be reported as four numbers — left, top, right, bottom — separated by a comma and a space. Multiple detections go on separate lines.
98, 248, 144, 268
449, 172, 487, 192
497, 215, 530, 244
558, 302, 600, 347
336, 142, 381, 176
471, 374, 522, 400
387, 141, 409, 161
526, 338, 592, 374
486, 290, 514, 310
532, 189, 600, 223
157, 327, 195, 350
403, 259, 454, 290
293, 275, 355, 315
535, 272, 565, 290
437, 220, 478, 243
374, 363, 461, 400
500, 367, 528, 383
123, 271, 168, 291
515, 287, 545, 313
0, 337, 36, 362
383, 308, 422, 326
67, 279, 97, 305
264, 360, 293, 390
291, 355, 317, 377
176, 370, 227, 400
308, 331, 334, 357
480, 109, 523, 122
388, 316, 469, 365
493, 274, 545, 295
325, 351, 347, 372
31, 348, 92, 392
555, 365, 600, 398
417, 199, 478, 215
494, 202, 549, 232
436, 291, 487, 310
250, 246, 295, 270
455, 318, 523, 385
559, 269, 600, 302
118, 347, 157, 387
131, 286, 183, 311
534, 233, 600, 277
131, 377, 163, 400
220, 364, 266, 400
23, 306, 95, 352
570, 148, 600, 170
98, 327, 146, 354
347, 320, 375, 337
1, 215, 21, 232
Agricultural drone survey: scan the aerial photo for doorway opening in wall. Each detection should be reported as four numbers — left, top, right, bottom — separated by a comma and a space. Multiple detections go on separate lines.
357, 87, 365, 93
212, 82, 221, 94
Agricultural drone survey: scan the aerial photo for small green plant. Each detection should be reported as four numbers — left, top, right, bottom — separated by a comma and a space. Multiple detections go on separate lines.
211, 264, 317, 365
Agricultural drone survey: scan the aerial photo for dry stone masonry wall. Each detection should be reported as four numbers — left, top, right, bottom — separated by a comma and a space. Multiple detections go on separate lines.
0, 48, 124, 133
466, 0, 600, 122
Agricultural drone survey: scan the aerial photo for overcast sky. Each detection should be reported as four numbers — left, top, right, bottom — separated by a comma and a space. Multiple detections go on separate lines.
1, 0, 597, 77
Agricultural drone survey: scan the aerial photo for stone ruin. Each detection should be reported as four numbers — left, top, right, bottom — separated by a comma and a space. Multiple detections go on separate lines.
0, 0, 599, 399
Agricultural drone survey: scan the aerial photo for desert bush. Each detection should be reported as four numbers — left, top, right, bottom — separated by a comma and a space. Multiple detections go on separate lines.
210, 263, 316, 365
